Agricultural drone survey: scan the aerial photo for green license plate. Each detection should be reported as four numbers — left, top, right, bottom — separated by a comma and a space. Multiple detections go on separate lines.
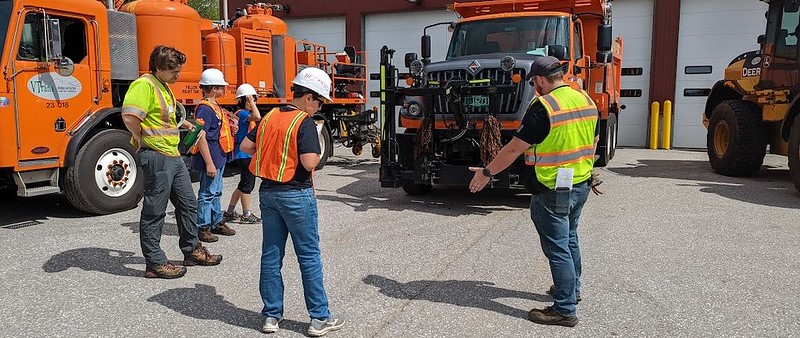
464, 95, 489, 108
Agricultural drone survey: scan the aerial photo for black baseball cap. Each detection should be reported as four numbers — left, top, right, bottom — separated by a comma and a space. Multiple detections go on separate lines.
527, 56, 564, 79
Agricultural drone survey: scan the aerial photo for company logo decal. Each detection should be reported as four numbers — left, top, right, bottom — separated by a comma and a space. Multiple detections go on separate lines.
468, 60, 481, 75
27, 72, 82, 101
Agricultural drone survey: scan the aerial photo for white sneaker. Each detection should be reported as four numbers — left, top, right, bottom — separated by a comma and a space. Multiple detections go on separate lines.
307, 316, 345, 337
261, 317, 282, 333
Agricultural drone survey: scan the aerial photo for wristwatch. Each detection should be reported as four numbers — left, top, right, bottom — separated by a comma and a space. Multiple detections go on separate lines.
481, 167, 492, 177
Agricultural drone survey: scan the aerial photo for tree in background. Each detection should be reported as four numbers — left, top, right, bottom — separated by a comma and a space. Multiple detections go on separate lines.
188, 0, 221, 20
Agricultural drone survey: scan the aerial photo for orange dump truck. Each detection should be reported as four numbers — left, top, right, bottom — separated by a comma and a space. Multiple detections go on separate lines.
376, 0, 623, 195
0, 0, 374, 213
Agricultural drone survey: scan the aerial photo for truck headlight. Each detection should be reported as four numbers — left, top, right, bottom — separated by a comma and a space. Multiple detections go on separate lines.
407, 102, 422, 117
410, 60, 424, 76
500, 55, 516, 72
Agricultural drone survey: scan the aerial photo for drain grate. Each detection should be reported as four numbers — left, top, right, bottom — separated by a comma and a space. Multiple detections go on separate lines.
1, 220, 43, 229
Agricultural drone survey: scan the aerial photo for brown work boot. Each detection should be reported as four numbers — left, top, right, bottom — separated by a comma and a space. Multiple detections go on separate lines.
183, 243, 223, 266
198, 228, 219, 243
144, 263, 187, 279
528, 306, 579, 327
211, 222, 236, 236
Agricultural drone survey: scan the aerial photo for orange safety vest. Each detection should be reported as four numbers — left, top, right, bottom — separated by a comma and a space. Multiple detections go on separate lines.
190, 99, 235, 154
250, 107, 309, 182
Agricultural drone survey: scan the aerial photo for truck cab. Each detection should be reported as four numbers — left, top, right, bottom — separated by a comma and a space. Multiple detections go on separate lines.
378, 0, 622, 195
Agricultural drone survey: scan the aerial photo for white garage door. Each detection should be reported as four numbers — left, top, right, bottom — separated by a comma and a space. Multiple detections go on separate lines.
284, 17, 346, 55
613, 0, 655, 147
364, 10, 458, 111
673, 0, 768, 148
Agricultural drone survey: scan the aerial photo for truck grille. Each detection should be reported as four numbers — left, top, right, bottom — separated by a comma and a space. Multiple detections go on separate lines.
426, 68, 526, 115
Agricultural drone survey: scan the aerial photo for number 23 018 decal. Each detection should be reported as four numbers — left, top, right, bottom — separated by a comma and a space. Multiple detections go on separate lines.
45, 101, 70, 108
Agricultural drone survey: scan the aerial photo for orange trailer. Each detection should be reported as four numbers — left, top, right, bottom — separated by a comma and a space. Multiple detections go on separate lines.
0, 0, 374, 213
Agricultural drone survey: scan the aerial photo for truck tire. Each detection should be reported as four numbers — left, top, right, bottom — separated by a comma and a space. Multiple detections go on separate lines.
707, 100, 766, 176
595, 114, 617, 167
402, 181, 433, 195
316, 124, 333, 171
789, 117, 800, 193
63, 129, 143, 214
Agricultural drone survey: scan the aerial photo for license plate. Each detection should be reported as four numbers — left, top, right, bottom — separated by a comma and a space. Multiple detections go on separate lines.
464, 95, 489, 108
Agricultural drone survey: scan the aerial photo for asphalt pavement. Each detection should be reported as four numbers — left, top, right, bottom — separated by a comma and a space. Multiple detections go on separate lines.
0, 148, 798, 337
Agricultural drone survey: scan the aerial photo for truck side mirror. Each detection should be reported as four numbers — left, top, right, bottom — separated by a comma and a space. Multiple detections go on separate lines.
597, 24, 612, 51
46, 18, 63, 61
405, 53, 419, 68
45, 18, 74, 77
421, 35, 431, 61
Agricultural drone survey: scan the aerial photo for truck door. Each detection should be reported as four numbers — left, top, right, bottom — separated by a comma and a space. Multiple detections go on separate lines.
12, 11, 95, 163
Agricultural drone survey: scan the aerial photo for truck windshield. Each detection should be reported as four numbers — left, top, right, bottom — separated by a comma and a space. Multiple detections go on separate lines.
0, 0, 11, 61
447, 16, 570, 59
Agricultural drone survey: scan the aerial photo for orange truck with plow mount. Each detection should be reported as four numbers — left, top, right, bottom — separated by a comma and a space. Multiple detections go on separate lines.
0, 0, 376, 213
376, 0, 623, 195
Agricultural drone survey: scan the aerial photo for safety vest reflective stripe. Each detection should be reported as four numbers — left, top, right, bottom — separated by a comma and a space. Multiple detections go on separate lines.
141, 126, 181, 137
141, 74, 173, 125
122, 106, 147, 120
549, 107, 598, 127
277, 112, 308, 182
527, 145, 596, 167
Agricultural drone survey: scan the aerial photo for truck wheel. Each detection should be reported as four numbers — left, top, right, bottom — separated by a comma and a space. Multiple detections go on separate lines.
789, 117, 800, 193
316, 124, 333, 171
595, 114, 616, 167
609, 113, 618, 160
63, 129, 143, 214
707, 100, 766, 176
402, 181, 433, 195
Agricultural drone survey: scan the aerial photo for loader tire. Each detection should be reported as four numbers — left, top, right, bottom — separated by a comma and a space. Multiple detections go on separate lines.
402, 181, 432, 196
63, 129, 143, 214
316, 124, 333, 171
788, 117, 800, 193
707, 100, 766, 176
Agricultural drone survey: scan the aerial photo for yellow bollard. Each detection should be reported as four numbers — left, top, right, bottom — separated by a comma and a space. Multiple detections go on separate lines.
649, 101, 660, 150
662, 100, 672, 150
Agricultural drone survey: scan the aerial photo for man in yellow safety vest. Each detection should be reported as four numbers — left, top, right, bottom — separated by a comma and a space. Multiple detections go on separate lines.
121, 45, 222, 279
468, 56, 600, 327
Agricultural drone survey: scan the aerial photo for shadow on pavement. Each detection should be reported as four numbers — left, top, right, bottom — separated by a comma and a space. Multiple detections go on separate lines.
42, 247, 145, 277
363, 275, 549, 320
148, 283, 307, 335
316, 161, 531, 217
0, 193, 91, 228
608, 159, 799, 209
120, 221, 179, 237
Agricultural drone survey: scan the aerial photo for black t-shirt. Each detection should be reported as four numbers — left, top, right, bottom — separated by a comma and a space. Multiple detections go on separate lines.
246, 106, 321, 190
514, 86, 601, 194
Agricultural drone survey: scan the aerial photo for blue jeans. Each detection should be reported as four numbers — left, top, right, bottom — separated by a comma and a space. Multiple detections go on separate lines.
259, 187, 330, 320
197, 167, 224, 229
530, 181, 591, 317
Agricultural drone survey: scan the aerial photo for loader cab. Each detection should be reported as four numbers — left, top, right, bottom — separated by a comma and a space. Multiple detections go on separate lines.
761, 0, 800, 89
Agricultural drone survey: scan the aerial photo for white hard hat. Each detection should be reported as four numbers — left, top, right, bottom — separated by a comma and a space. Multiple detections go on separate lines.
236, 83, 257, 98
199, 68, 229, 86
292, 67, 332, 102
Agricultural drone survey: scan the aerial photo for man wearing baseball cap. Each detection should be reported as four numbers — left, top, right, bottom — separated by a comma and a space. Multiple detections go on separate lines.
469, 56, 600, 327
